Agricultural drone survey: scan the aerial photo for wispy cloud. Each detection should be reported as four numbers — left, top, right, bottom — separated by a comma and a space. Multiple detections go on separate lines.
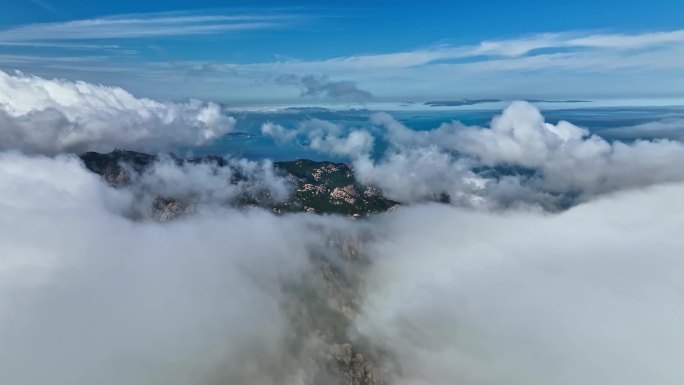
307, 29, 684, 70
0, 41, 122, 50
566, 30, 684, 48
3, 27, 683, 101
28, 0, 61, 15
0, 11, 304, 42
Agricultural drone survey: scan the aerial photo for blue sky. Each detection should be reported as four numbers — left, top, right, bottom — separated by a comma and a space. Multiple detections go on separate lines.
1, 0, 684, 104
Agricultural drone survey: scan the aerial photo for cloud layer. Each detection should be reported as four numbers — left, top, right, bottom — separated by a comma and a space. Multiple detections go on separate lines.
119, 155, 292, 219
4, 25, 684, 102
357, 188, 684, 385
264, 101, 684, 208
0, 152, 334, 385
0, 70, 235, 154
599, 117, 684, 141
2, 151, 684, 384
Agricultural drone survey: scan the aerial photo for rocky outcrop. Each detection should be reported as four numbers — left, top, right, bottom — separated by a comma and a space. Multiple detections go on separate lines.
275, 159, 396, 216
149, 197, 195, 222
81, 150, 155, 187
327, 343, 389, 385
80, 150, 398, 219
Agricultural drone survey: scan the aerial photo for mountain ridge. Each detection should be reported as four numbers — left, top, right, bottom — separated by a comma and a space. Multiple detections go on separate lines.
79, 150, 399, 220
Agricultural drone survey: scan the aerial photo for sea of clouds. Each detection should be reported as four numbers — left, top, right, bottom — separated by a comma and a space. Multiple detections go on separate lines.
2, 70, 684, 385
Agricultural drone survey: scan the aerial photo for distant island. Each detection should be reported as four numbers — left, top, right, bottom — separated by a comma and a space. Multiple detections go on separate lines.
424, 99, 501, 106
524, 99, 591, 103
424, 99, 591, 107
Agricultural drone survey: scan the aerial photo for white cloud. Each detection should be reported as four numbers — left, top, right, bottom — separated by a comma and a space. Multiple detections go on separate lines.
126, 29, 684, 101
262, 121, 299, 143
567, 29, 684, 49
3, 151, 684, 384
0, 151, 335, 385
0, 70, 235, 154
267, 102, 684, 208
3, 28, 684, 101
121, 155, 292, 217
262, 29, 684, 72
599, 117, 684, 141
433, 102, 684, 195
364, 103, 684, 203
357, 186, 684, 384
0, 12, 301, 42
262, 118, 374, 158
